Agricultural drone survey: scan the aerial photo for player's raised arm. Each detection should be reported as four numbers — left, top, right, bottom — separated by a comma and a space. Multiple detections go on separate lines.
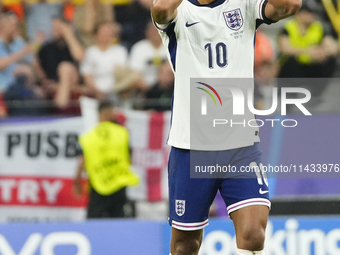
265, 0, 302, 21
151, 0, 182, 25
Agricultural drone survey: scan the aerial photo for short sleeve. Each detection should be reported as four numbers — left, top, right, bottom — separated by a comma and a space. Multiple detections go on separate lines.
253, 0, 276, 27
254, 0, 267, 21
152, 1, 181, 33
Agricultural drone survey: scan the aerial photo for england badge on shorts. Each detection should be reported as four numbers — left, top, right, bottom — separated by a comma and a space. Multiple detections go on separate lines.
223, 8, 244, 31
175, 200, 185, 216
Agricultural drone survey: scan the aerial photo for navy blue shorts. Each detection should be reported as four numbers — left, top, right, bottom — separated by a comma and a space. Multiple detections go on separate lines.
168, 143, 270, 231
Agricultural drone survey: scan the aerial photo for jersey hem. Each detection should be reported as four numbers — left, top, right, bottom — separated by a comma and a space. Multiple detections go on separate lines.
227, 198, 271, 216
171, 219, 209, 231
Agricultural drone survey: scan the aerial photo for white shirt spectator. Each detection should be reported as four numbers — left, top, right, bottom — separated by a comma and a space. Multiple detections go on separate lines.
128, 39, 167, 87
81, 45, 128, 93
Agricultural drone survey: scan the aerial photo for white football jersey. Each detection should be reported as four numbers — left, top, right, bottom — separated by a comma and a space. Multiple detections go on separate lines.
155, 0, 272, 150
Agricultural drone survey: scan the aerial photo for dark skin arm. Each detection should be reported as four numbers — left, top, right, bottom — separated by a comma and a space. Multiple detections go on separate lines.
265, 0, 302, 21
151, 0, 181, 24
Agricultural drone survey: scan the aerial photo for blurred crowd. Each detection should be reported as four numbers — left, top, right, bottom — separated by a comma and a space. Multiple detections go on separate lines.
0, 0, 338, 118
0, 0, 173, 117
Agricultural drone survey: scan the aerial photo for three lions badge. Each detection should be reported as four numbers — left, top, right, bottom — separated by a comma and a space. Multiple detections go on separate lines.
223, 8, 244, 31
176, 200, 185, 216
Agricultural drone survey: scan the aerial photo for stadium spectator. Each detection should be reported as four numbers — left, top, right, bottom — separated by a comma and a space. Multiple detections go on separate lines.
38, 18, 84, 81
72, 0, 114, 47
3, 64, 48, 116
128, 21, 167, 87
277, 4, 338, 105
143, 61, 174, 111
80, 21, 128, 99
74, 100, 139, 218
37, 18, 87, 112
0, 12, 38, 92
24, 0, 64, 43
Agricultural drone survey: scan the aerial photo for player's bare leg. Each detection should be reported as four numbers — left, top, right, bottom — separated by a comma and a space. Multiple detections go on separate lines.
231, 205, 269, 254
170, 228, 203, 255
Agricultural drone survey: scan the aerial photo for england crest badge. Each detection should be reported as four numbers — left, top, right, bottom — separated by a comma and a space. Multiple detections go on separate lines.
175, 200, 185, 216
223, 8, 244, 31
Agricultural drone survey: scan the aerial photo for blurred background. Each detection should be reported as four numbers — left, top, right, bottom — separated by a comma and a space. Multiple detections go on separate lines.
0, 0, 340, 254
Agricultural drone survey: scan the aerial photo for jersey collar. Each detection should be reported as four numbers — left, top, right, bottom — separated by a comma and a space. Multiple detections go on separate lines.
187, 0, 226, 8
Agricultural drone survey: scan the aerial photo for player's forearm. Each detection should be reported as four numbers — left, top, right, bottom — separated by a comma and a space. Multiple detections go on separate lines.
266, 0, 302, 21
151, 0, 182, 24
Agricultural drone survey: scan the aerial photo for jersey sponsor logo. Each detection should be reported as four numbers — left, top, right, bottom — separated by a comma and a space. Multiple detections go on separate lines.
175, 200, 185, 216
259, 188, 269, 194
223, 8, 244, 31
185, 21, 200, 27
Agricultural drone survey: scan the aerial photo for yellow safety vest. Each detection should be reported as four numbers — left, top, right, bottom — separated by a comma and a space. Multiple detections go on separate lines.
284, 19, 324, 64
79, 122, 139, 195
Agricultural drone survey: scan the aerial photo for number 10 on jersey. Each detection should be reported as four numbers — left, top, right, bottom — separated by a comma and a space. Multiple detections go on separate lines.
205, 42, 228, 69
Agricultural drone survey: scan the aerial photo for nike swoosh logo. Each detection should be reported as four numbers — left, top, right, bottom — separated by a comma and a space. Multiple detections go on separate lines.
259, 188, 269, 194
186, 21, 200, 27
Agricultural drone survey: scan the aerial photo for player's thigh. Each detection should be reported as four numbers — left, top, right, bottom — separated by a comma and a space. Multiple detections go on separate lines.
230, 205, 269, 234
219, 143, 270, 248
170, 227, 203, 254
230, 205, 269, 249
168, 147, 219, 230
220, 143, 270, 216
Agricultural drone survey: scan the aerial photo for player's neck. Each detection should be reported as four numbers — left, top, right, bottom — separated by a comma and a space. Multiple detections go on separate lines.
197, 0, 216, 4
